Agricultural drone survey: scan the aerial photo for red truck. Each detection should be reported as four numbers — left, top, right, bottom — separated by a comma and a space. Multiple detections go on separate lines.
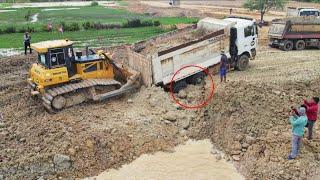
268, 17, 320, 51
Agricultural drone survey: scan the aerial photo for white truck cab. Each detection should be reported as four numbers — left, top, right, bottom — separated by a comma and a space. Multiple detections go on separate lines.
225, 17, 258, 62
299, 8, 320, 16
287, 7, 320, 17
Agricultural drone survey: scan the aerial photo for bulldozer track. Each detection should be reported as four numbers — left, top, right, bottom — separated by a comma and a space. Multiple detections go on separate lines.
42, 79, 122, 112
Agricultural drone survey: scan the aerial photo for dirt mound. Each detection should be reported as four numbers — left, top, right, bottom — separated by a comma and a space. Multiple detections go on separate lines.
207, 80, 320, 179
0, 54, 202, 179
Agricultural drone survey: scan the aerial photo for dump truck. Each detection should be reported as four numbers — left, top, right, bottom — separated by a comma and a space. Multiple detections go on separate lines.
125, 17, 258, 92
28, 40, 140, 112
268, 17, 320, 51
287, 7, 320, 17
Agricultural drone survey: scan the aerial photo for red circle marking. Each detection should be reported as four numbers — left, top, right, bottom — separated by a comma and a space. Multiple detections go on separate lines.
169, 65, 215, 109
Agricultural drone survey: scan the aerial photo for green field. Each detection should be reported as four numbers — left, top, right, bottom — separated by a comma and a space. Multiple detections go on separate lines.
0, 5, 198, 49
0, 27, 169, 49
0, 6, 198, 30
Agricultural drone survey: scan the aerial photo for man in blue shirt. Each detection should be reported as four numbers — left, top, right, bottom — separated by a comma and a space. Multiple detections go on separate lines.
288, 107, 308, 160
219, 51, 228, 83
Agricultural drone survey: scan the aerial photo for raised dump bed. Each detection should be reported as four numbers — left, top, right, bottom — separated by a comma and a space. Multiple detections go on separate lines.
123, 17, 258, 92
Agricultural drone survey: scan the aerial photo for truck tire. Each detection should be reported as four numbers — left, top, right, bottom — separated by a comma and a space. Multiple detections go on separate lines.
186, 72, 205, 85
295, 40, 306, 50
282, 40, 293, 51
172, 79, 187, 93
237, 54, 249, 71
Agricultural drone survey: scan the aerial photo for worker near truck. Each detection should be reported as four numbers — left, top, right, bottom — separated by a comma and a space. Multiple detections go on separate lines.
24, 32, 32, 55
288, 107, 308, 160
303, 97, 319, 140
219, 51, 228, 83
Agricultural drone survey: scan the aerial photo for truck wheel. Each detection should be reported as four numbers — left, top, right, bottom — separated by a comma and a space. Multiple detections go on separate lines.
186, 72, 205, 85
282, 40, 293, 51
237, 54, 249, 71
172, 79, 187, 93
295, 40, 306, 50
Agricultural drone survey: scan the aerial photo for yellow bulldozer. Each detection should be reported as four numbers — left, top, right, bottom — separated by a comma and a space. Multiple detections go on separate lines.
28, 39, 140, 112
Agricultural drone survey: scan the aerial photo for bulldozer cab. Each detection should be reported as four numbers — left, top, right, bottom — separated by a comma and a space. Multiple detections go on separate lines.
31, 39, 77, 77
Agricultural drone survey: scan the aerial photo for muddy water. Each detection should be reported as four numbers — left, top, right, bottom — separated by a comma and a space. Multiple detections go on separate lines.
87, 139, 244, 180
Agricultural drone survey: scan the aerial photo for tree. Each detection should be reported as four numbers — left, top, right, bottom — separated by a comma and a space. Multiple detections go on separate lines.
243, 0, 286, 24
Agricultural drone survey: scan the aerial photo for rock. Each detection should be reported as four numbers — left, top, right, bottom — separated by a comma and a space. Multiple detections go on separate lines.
164, 120, 172, 124
53, 154, 71, 170
0, 122, 5, 128
37, 176, 44, 180
86, 140, 95, 149
179, 129, 187, 136
215, 154, 222, 161
68, 148, 76, 156
34, 146, 41, 152
163, 111, 178, 122
241, 143, 250, 149
234, 134, 243, 141
127, 99, 133, 103
177, 90, 187, 99
181, 119, 190, 129
232, 155, 240, 161
231, 150, 241, 155
270, 156, 279, 162
232, 141, 242, 151
273, 90, 281, 95
246, 136, 256, 145
210, 149, 218, 155
18, 138, 26, 143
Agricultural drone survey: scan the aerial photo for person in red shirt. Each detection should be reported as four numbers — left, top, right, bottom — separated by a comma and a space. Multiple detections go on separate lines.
304, 97, 319, 140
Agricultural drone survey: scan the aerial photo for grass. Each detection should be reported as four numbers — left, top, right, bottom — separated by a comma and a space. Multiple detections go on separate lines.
0, 6, 198, 28
0, 26, 169, 49
0, 5, 198, 49
0, 3, 12, 9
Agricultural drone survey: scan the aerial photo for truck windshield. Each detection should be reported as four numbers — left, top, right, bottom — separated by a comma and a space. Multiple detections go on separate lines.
269, 24, 285, 35
300, 11, 319, 16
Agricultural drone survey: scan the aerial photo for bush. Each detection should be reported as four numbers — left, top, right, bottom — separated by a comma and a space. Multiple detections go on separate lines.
91, 1, 99, 6
93, 22, 122, 30
18, 27, 28, 33
18, 26, 35, 33
4, 26, 16, 33
153, 20, 161, 26
65, 22, 80, 31
59, 21, 66, 29
141, 20, 153, 27
123, 19, 142, 28
82, 21, 92, 30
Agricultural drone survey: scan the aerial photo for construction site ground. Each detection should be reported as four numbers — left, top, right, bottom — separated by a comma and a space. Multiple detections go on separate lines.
1, 1, 320, 179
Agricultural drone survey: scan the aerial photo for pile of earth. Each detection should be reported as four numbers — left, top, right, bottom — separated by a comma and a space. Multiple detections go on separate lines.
0, 54, 205, 179
205, 78, 320, 179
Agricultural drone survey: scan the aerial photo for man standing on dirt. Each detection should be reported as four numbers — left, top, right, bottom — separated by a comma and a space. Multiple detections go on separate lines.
24, 32, 32, 55
304, 97, 319, 140
288, 107, 308, 160
219, 51, 228, 83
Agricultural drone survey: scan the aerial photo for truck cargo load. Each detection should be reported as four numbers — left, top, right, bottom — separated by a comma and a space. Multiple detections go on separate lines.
123, 17, 258, 92
269, 17, 320, 51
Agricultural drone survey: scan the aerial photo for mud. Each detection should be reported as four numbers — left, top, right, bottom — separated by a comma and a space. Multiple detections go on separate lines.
87, 139, 244, 180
